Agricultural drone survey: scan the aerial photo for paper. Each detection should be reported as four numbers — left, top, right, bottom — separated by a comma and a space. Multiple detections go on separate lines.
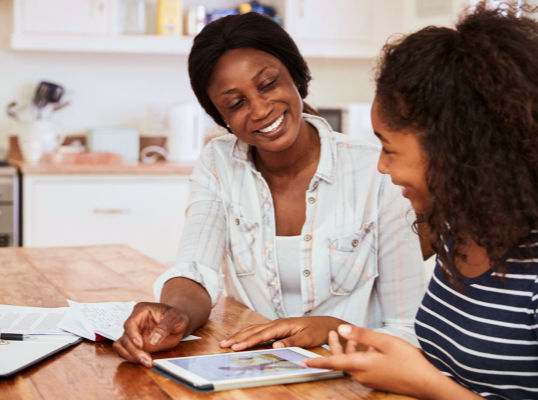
0, 304, 73, 335
59, 300, 200, 342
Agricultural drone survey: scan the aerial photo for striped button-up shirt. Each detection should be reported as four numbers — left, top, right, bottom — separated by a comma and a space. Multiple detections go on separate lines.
155, 114, 426, 344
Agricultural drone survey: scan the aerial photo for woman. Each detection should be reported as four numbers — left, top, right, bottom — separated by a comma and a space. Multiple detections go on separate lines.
113, 12, 425, 367
305, 3, 538, 399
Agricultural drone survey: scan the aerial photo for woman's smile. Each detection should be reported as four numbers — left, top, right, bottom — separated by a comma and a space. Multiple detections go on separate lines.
255, 112, 287, 139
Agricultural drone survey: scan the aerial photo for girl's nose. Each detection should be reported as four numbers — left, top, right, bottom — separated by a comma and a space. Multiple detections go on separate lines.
377, 153, 389, 175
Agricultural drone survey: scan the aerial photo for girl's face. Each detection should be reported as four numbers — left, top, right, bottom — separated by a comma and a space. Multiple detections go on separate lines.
206, 47, 304, 153
371, 97, 431, 214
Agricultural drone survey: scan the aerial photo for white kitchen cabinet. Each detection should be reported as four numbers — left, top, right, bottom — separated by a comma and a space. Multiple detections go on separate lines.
14, 0, 116, 35
10, 0, 396, 58
284, 0, 376, 58
22, 174, 190, 266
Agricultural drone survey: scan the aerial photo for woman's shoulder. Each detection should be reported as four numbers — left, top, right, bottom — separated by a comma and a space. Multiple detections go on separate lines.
303, 113, 381, 157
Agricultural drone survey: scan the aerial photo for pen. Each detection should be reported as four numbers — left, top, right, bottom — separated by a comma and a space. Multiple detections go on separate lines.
0, 333, 31, 341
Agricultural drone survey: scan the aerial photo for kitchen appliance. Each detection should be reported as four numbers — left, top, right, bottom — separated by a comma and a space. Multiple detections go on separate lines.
167, 102, 205, 163
318, 108, 343, 132
0, 164, 20, 247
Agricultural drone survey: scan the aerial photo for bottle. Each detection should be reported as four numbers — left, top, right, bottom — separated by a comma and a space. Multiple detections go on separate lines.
184, 5, 206, 36
157, 0, 182, 35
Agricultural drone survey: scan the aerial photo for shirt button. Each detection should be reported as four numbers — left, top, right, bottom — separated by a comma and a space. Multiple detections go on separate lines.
352, 239, 359, 247
312, 182, 319, 190
235, 218, 240, 226
303, 269, 311, 278
308, 197, 316, 204
304, 234, 312, 242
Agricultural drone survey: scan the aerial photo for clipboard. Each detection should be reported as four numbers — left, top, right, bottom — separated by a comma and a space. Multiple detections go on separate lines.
0, 335, 82, 377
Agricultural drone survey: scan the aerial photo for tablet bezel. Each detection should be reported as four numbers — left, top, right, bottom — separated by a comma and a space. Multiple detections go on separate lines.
153, 347, 336, 390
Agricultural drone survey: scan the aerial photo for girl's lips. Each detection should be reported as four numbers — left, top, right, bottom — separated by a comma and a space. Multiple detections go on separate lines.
402, 187, 410, 198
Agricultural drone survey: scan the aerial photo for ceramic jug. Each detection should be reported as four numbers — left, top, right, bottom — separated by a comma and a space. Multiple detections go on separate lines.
18, 120, 64, 163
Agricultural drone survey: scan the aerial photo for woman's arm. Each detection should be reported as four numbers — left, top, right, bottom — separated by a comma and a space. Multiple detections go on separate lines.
375, 175, 426, 343
114, 144, 226, 366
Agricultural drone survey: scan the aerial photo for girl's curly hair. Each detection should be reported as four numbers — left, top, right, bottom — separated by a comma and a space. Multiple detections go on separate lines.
375, 1, 538, 285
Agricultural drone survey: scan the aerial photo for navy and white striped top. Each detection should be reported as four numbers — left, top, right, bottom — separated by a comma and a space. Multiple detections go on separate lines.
415, 230, 538, 400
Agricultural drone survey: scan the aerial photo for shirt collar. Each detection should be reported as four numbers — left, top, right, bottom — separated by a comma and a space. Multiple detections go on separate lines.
230, 113, 337, 183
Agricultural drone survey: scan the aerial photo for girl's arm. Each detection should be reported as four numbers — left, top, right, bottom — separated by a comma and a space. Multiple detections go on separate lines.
304, 325, 483, 400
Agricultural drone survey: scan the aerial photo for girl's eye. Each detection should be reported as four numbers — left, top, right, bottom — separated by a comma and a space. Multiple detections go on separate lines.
381, 147, 393, 155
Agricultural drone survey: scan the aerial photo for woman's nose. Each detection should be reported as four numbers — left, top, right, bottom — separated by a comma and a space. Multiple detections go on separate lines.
250, 95, 271, 120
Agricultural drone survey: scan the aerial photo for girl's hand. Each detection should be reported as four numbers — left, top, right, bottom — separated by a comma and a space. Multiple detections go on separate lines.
220, 316, 344, 351
303, 325, 481, 400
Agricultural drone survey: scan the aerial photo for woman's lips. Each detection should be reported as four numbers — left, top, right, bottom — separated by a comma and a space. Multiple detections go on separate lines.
255, 112, 286, 139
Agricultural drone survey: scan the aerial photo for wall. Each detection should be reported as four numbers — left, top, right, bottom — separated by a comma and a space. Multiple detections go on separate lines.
0, 0, 469, 160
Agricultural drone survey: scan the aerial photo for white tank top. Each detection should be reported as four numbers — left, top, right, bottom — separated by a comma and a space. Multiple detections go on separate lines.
275, 235, 302, 317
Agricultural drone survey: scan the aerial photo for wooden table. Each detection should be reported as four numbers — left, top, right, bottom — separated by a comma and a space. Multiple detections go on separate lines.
0, 245, 413, 399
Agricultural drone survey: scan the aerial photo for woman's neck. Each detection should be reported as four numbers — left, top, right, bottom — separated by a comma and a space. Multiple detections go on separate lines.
253, 120, 320, 178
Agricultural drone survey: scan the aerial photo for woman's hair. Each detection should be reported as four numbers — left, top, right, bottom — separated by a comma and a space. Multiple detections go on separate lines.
188, 12, 315, 130
375, 1, 538, 283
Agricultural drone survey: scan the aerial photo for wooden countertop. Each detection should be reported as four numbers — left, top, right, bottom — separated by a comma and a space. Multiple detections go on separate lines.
0, 244, 414, 399
9, 159, 195, 175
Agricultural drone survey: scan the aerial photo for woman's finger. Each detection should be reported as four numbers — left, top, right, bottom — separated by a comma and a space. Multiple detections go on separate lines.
229, 324, 292, 351
220, 323, 268, 347
113, 334, 153, 367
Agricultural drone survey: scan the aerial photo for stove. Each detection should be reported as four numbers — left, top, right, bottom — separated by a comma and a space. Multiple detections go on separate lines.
0, 162, 19, 246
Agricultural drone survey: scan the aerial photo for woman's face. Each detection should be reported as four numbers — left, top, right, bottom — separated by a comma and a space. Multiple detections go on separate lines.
371, 97, 431, 214
206, 48, 304, 153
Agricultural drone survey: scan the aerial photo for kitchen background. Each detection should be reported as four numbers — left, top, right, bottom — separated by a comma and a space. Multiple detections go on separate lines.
0, 0, 520, 265
0, 0, 475, 155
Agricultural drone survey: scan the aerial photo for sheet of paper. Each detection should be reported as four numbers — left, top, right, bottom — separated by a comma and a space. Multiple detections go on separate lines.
59, 300, 200, 342
0, 304, 73, 335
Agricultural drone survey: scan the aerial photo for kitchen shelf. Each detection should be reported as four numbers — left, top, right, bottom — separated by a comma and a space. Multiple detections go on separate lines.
10, 33, 195, 55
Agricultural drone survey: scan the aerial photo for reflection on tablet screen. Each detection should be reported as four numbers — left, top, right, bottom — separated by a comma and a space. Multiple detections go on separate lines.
169, 349, 310, 381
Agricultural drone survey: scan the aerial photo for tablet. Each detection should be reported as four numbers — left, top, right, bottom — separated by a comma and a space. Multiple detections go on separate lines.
0, 335, 82, 377
153, 347, 344, 392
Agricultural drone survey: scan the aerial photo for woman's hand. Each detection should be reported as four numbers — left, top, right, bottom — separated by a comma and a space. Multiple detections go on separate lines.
113, 302, 191, 368
220, 316, 344, 351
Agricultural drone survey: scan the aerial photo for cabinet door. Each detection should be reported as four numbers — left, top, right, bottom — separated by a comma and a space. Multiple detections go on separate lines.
286, 0, 373, 57
16, 0, 114, 35
23, 175, 190, 266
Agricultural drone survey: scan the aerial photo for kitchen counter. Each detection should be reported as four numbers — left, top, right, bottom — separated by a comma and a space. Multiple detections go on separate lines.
9, 159, 195, 175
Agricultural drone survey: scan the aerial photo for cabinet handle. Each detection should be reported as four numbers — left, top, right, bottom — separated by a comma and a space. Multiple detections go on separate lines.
93, 208, 131, 215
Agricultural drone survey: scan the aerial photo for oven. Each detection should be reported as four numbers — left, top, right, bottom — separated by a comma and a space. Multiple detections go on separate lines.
0, 164, 19, 247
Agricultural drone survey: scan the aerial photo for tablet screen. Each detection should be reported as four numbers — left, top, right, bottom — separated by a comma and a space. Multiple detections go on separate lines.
165, 348, 323, 382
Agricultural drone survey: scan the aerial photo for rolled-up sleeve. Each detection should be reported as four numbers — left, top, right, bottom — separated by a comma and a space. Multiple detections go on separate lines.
374, 175, 426, 345
153, 144, 227, 306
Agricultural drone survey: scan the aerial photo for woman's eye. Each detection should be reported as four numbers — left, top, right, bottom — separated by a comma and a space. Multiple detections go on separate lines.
228, 99, 244, 110
261, 79, 277, 91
